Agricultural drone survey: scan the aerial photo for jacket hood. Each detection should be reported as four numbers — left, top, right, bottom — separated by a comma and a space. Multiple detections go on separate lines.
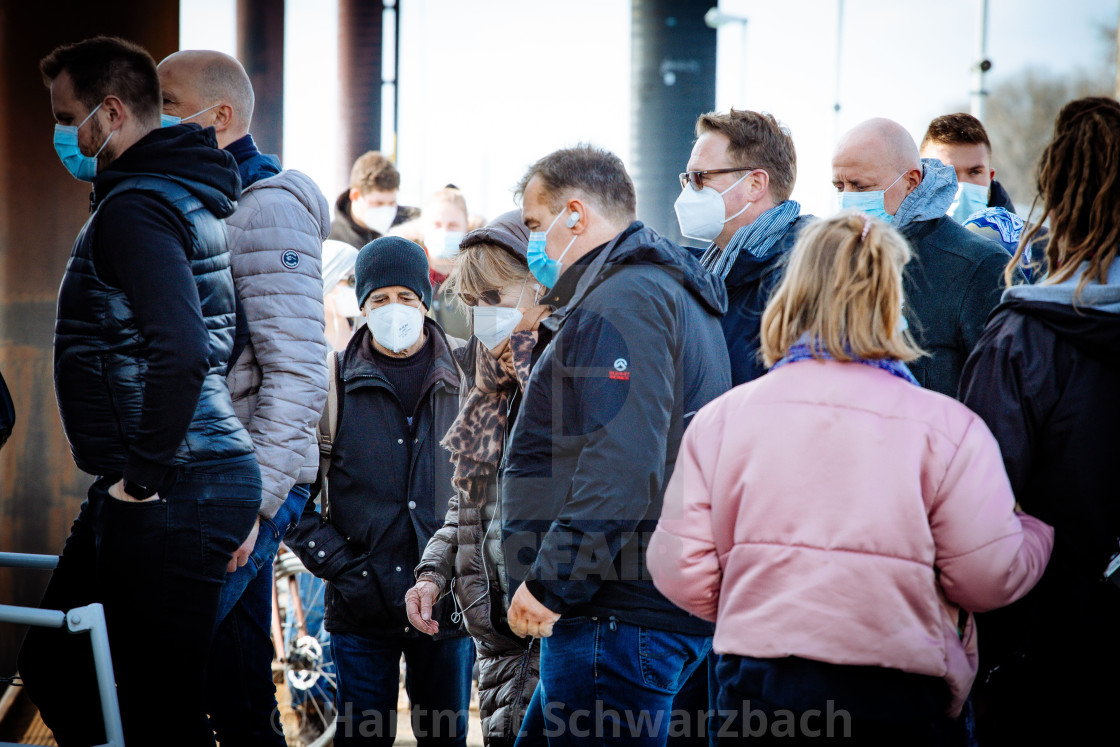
94, 123, 240, 219
893, 158, 957, 231
246, 169, 331, 241
459, 209, 529, 262
988, 179, 1017, 214
599, 222, 729, 316
1000, 259, 1120, 367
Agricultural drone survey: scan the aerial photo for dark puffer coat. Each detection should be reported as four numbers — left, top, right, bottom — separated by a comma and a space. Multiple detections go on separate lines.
414, 211, 540, 745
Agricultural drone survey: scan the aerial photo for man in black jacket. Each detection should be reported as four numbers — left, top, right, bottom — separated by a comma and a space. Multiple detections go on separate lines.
832, 118, 1018, 397
677, 108, 813, 386
328, 150, 419, 249
20, 37, 261, 746
288, 237, 473, 746
502, 145, 732, 744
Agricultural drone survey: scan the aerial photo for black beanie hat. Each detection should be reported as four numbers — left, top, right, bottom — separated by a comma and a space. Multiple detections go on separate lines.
355, 237, 433, 310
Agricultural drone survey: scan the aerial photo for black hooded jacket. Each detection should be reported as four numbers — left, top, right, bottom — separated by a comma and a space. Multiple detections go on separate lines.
327, 190, 419, 249
501, 222, 732, 636
54, 124, 253, 488
959, 268, 1120, 717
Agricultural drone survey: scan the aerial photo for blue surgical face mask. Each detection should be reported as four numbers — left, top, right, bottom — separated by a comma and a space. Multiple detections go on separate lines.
526, 208, 578, 290
161, 102, 221, 128
836, 172, 907, 223
53, 103, 114, 182
948, 181, 990, 223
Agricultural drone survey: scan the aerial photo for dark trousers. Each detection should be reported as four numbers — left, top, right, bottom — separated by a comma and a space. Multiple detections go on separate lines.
206, 483, 310, 746
516, 616, 712, 747
713, 654, 949, 745
18, 456, 261, 747
331, 630, 475, 746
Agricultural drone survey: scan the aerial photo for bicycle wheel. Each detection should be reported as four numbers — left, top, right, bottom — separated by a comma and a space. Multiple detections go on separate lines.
273, 547, 337, 747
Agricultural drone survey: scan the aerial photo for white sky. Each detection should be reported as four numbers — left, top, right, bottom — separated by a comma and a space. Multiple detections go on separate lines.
181, 0, 1118, 221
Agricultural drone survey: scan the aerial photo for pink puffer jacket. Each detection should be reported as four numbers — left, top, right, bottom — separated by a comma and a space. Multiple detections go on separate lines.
647, 359, 1054, 715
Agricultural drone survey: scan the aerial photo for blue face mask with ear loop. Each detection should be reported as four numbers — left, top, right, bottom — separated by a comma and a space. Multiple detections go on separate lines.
53, 103, 114, 182
837, 171, 907, 223
526, 208, 579, 290
161, 102, 222, 128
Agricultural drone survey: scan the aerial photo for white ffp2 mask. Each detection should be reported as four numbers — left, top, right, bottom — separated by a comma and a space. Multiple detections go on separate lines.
366, 303, 425, 352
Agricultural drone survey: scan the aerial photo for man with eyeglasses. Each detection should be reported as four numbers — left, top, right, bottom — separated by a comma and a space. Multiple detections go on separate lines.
675, 108, 814, 386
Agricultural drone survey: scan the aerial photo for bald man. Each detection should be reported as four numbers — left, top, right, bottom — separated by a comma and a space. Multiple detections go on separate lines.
832, 118, 1017, 397
159, 50, 330, 745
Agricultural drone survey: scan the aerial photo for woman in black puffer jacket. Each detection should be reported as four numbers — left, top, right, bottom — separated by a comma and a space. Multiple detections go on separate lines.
406, 210, 548, 747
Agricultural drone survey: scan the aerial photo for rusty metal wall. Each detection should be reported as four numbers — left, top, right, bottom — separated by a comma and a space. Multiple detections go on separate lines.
237, 0, 285, 160
0, 0, 180, 678
338, 0, 385, 189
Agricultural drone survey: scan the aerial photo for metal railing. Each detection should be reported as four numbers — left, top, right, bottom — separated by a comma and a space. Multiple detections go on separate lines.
0, 552, 124, 747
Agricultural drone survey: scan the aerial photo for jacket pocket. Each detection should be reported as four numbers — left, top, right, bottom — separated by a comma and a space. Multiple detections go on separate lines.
331, 552, 409, 626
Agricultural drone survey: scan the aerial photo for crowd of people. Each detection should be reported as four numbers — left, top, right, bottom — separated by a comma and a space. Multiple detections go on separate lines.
8, 32, 1117, 747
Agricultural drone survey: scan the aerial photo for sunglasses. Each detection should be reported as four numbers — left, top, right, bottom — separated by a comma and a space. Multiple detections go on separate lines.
460, 289, 504, 307
678, 166, 758, 191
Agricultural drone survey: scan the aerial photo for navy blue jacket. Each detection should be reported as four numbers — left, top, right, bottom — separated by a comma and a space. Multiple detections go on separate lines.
501, 222, 732, 636
54, 124, 253, 487
698, 215, 814, 386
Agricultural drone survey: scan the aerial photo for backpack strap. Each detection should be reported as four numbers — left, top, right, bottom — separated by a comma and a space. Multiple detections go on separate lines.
317, 350, 341, 521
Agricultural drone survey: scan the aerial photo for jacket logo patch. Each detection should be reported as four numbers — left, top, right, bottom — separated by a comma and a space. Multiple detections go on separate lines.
613, 358, 628, 372
609, 371, 630, 381
282, 250, 300, 269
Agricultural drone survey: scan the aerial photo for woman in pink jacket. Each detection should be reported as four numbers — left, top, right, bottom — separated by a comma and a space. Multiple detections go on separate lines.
647, 211, 1053, 744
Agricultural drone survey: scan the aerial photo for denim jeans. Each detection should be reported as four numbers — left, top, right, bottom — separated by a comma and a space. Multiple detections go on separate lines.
206, 483, 311, 746
331, 631, 474, 746
18, 456, 261, 747
517, 616, 711, 747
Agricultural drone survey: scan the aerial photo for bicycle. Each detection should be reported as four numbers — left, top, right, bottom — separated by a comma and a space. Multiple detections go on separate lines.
272, 546, 337, 747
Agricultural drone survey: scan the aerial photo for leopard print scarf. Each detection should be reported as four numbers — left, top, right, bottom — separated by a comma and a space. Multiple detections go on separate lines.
440, 330, 536, 505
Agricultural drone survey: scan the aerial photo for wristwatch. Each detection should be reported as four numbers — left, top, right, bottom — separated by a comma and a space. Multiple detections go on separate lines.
123, 479, 157, 500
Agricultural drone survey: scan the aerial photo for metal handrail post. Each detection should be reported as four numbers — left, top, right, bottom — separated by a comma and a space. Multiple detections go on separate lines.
0, 605, 65, 629
66, 604, 124, 747
0, 552, 59, 570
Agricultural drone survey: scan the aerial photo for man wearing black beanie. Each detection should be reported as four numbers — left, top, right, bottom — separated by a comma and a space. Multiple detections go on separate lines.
289, 237, 474, 745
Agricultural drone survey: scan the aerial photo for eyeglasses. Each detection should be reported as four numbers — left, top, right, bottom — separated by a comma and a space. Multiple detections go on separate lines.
460, 289, 503, 307
344, 275, 356, 288
678, 167, 758, 191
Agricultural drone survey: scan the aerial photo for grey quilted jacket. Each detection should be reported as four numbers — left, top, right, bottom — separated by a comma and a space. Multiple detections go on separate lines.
225, 169, 330, 519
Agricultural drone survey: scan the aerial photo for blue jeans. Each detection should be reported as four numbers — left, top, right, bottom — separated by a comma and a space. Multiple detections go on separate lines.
206, 483, 311, 746
331, 631, 474, 746
517, 616, 711, 747
19, 456, 261, 747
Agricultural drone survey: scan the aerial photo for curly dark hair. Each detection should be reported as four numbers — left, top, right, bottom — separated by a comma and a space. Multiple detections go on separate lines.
1012, 97, 1120, 294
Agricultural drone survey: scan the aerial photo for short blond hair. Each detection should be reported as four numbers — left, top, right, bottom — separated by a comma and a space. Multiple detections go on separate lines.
760, 212, 925, 367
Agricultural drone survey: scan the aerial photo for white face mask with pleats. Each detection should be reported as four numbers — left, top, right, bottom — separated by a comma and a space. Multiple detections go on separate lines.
366, 303, 424, 352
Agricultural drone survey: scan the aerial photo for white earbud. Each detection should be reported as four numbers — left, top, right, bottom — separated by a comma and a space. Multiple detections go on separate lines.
566, 211, 580, 228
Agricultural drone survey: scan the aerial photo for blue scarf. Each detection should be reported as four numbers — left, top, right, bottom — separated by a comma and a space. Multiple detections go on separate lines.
771, 339, 919, 386
700, 200, 801, 280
